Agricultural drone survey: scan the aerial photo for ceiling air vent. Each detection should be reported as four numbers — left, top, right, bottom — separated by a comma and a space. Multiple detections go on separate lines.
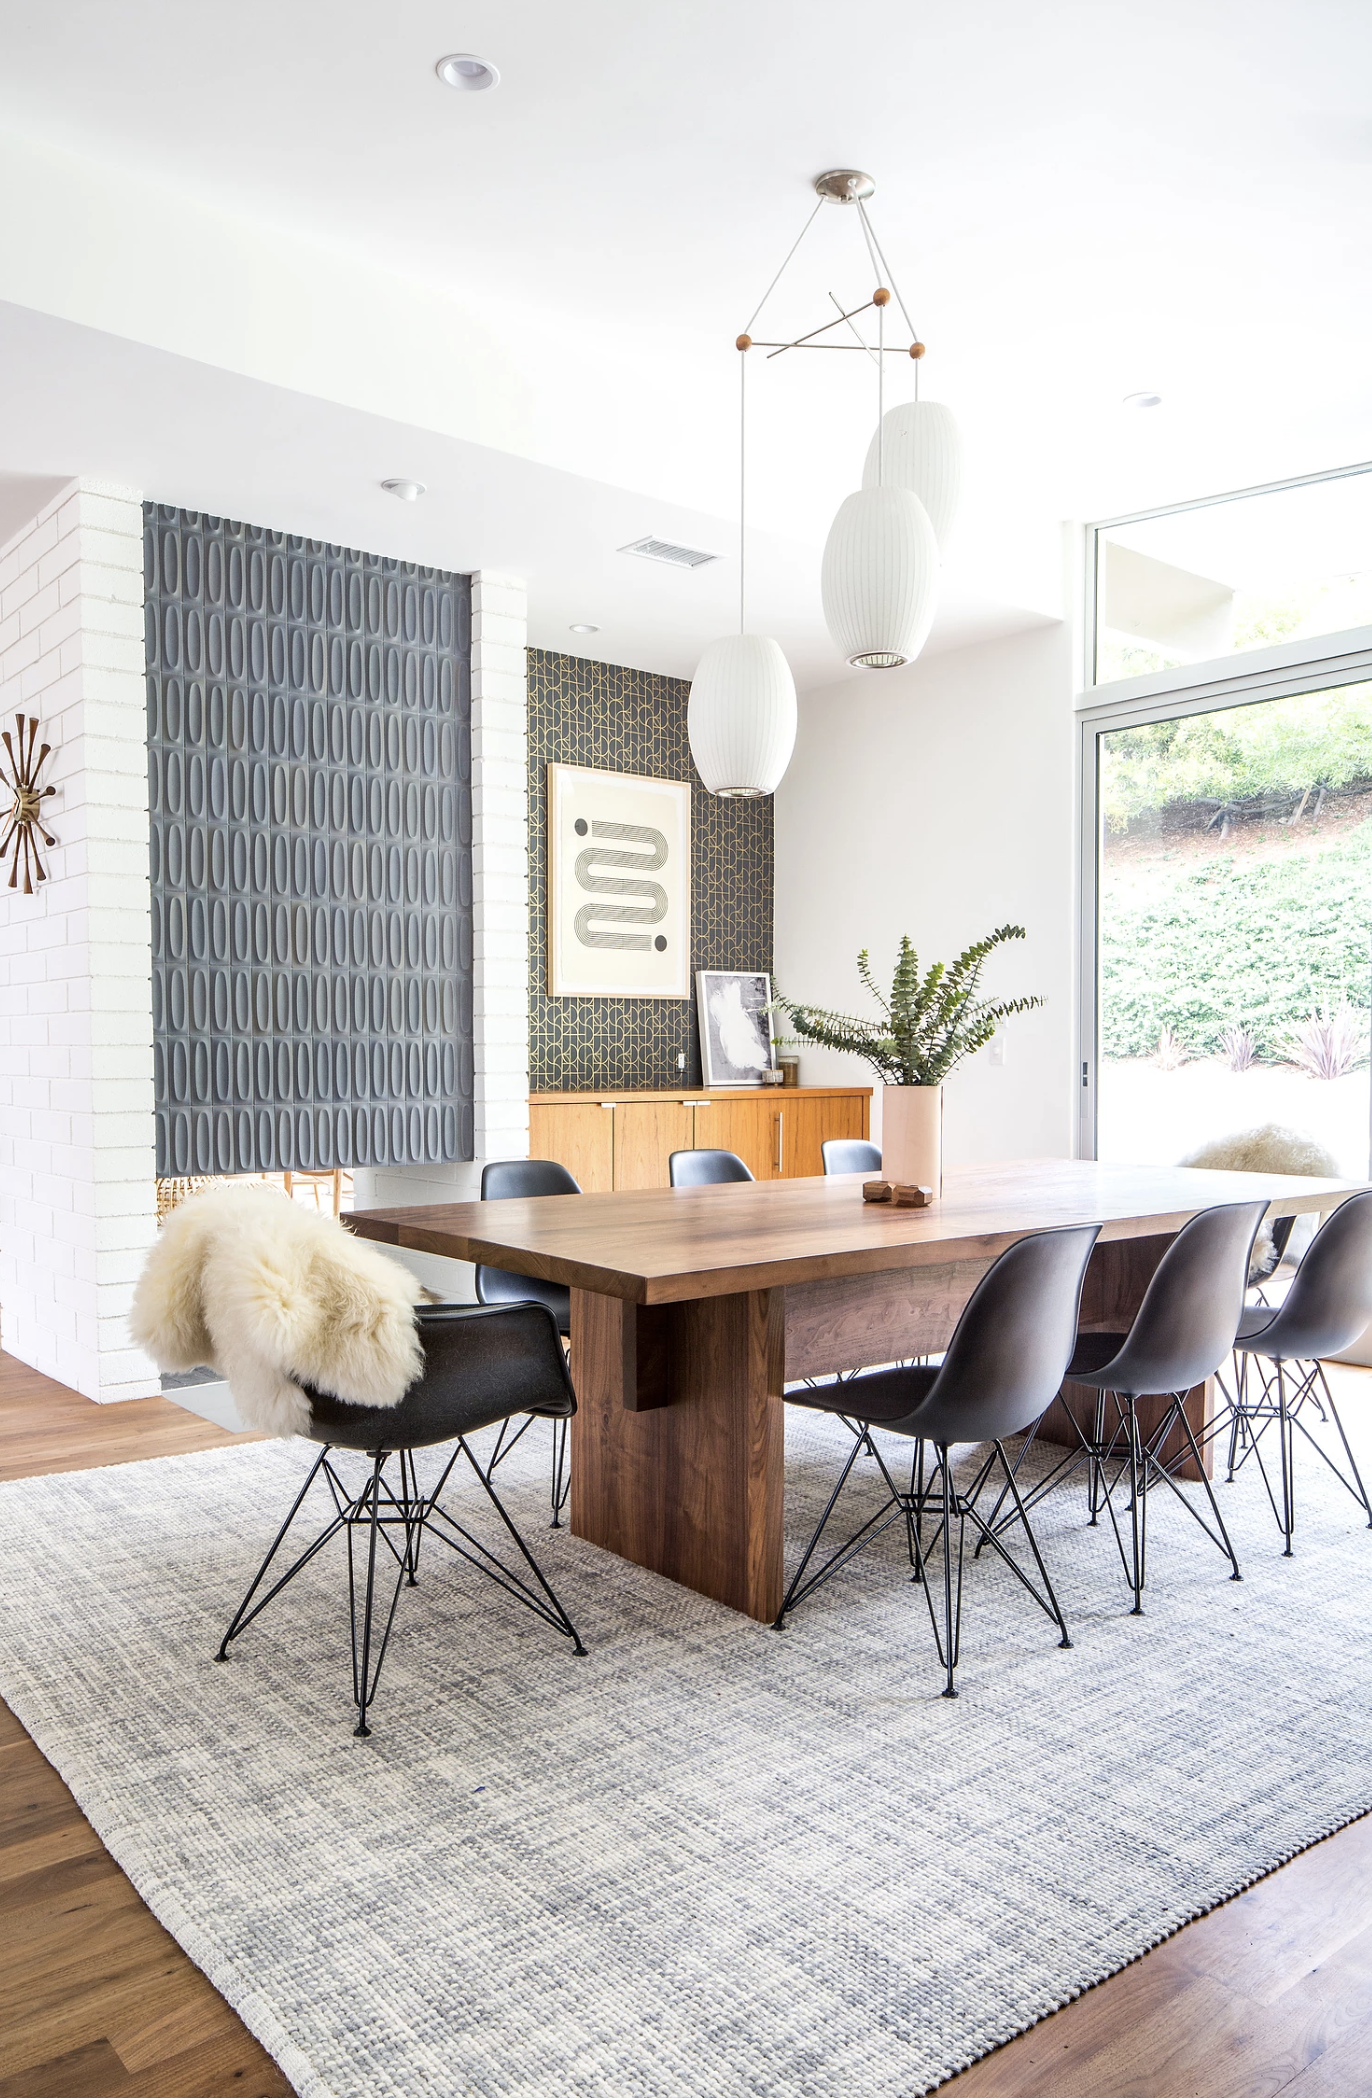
618, 536, 720, 569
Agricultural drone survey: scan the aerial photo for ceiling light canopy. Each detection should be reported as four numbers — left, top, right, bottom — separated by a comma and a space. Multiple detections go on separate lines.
568, 623, 600, 635
1124, 391, 1163, 409
381, 478, 425, 502
435, 52, 500, 92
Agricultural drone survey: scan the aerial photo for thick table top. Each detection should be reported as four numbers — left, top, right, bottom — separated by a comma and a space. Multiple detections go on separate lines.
348, 1157, 1361, 1306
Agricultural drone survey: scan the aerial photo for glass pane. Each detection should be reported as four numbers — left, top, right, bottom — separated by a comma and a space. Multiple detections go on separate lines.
1097, 681, 1372, 1179
1095, 470, 1372, 684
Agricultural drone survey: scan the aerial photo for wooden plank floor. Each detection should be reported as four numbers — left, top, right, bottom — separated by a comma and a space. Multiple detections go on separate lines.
0, 1350, 290, 2096
2, 1345, 1371, 2096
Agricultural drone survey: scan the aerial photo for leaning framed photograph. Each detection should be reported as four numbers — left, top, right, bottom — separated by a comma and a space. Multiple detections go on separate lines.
547, 763, 690, 998
696, 970, 777, 1087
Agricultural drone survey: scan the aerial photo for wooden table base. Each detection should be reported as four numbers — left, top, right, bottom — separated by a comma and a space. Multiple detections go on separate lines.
570, 1287, 786, 1622
567, 1230, 1219, 1621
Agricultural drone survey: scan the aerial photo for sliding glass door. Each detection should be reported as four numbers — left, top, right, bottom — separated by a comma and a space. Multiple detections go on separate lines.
1079, 460, 1372, 1173
1091, 680, 1372, 1177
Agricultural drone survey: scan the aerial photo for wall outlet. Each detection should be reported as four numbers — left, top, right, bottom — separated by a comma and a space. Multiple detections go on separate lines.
676, 1052, 686, 1070
988, 1034, 1006, 1067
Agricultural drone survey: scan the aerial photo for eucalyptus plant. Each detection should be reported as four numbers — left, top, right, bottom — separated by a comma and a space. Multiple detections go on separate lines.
777, 927, 1043, 1088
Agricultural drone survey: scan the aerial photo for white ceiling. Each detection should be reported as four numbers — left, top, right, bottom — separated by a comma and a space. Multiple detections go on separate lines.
0, 0, 1368, 682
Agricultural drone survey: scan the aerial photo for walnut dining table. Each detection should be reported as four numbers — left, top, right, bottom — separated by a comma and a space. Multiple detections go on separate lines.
347, 1158, 1358, 1624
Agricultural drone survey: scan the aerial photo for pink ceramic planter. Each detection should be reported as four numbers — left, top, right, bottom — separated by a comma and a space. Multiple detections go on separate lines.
880, 1084, 943, 1195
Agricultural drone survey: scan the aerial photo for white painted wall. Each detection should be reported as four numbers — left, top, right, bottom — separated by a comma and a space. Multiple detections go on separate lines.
0, 480, 160, 1398
774, 619, 1078, 1166
350, 571, 529, 1300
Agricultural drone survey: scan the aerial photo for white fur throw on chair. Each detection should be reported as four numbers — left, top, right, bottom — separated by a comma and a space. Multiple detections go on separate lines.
130, 1184, 425, 1437
1179, 1122, 1340, 1272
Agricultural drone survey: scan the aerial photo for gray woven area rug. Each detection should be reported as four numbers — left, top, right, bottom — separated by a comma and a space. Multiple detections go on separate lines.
2, 1401, 1372, 2098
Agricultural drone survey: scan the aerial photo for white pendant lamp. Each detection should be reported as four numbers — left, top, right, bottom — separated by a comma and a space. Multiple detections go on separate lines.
693, 169, 951, 712
861, 401, 962, 553
821, 485, 939, 669
688, 634, 797, 796
688, 336, 797, 797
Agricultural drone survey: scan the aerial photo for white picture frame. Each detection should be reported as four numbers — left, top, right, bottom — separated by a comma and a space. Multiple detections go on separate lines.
547, 763, 691, 998
696, 970, 777, 1087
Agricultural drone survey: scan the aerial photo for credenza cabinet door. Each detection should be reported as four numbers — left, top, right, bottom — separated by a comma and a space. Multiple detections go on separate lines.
613, 1101, 694, 1190
781, 1092, 866, 1178
528, 1101, 615, 1193
692, 1095, 779, 1181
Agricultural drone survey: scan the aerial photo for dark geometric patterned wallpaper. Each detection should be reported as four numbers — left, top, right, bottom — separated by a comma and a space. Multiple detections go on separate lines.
144, 506, 473, 1177
528, 650, 773, 1090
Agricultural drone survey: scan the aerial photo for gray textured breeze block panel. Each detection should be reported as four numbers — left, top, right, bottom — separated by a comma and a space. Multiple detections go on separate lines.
144, 508, 474, 1177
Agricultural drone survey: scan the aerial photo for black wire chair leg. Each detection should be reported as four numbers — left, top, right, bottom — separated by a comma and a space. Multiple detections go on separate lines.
216, 1448, 336, 1660
350, 1452, 387, 1737
1127, 1397, 1146, 1613
934, 1451, 963, 1699
988, 1442, 1072, 1650
1147, 1396, 1244, 1584
774, 1430, 895, 1624
973, 1418, 1047, 1553
401, 1448, 421, 1585
1301, 1365, 1372, 1528
1225, 1350, 1247, 1482
1277, 1361, 1294, 1558
550, 1414, 571, 1528
457, 1440, 586, 1654
1089, 1391, 1107, 1526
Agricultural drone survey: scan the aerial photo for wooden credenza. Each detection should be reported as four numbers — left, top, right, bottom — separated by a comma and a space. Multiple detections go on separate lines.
528, 1087, 872, 1192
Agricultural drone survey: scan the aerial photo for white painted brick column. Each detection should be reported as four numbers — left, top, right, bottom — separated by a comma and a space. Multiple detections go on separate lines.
470, 570, 530, 1170
351, 570, 529, 1297
0, 481, 159, 1400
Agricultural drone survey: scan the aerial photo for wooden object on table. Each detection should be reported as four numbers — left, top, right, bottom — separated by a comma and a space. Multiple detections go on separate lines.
863, 1180, 933, 1206
528, 1086, 870, 1192
349, 1158, 1359, 1623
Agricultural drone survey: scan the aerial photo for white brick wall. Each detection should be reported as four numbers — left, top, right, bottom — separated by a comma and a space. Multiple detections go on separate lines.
351, 571, 529, 1298
0, 482, 160, 1399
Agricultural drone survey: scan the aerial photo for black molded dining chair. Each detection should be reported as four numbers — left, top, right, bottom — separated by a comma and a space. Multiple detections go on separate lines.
777, 1222, 1101, 1698
216, 1303, 585, 1736
669, 1148, 755, 1187
475, 1158, 578, 1524
1227, 1191, 1372, 1555
822, 1138, 882, 1175
1055, 1199, 1268, 1612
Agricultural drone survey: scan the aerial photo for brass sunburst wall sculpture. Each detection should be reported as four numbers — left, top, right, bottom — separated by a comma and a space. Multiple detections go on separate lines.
0, 714, 58, 893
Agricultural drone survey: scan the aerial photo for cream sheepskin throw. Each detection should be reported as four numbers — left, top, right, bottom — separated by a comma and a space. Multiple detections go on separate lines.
130, 1184, 425, 1437
1179, 1122, 1339, 1272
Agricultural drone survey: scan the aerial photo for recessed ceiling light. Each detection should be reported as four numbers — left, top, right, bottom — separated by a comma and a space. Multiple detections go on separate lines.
569, 623, 600, 635
1123, 391, 1163, 410
381, 478, 426, 502
436, 52, 500, 92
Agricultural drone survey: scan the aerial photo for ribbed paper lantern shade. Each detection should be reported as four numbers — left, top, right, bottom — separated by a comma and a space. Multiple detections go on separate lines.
821, 486, 939, 669
861, 401, 962, 552
688, 634, 797, 797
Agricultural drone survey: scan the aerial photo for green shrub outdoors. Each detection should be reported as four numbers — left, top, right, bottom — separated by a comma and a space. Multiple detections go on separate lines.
1101, 821, 1372, 1060
1102, 684, 1372, 832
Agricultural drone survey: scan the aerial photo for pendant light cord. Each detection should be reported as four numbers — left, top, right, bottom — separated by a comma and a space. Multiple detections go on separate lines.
878, 298, 885, 482
744, 199, 824, 334
857, 201, 920, 346
739, 345, 747, 634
